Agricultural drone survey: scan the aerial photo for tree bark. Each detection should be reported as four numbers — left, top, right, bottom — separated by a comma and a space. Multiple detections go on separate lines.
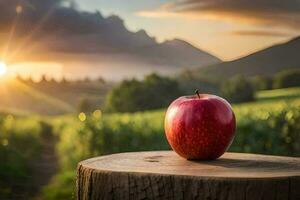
77, 151, 300, 200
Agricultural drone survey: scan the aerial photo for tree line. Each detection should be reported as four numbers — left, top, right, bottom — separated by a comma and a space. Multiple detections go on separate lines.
105, 69, 300, 113
16, 75, 106, 84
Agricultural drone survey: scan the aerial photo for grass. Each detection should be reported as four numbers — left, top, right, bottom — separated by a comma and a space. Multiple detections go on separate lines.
256, 87, 300, 101
0, 114, 44, 199
234, 87, 300, 113
0, 79, 112, 115
14, 81, 74, 113
1, 87, 300, 200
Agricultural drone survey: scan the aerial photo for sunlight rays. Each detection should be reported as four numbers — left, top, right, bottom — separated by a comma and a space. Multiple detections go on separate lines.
1, 6, 21, 61
2, 4, 57, 64
7, 6, 57, 62
0, 62, 7, 76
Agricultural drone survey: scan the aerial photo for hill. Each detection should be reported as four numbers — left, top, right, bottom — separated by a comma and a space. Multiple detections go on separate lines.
197, 36, 300, 78
0, 79, 112, 115
0, 1, 220, 80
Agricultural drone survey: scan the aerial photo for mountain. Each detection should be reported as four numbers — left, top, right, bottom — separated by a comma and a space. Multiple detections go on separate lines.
0, 1, 220, 80
197, 36, 300, 78
136, 39, 221, 70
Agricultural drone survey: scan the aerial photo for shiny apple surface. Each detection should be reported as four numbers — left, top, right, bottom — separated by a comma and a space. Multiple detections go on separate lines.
165, 94, 236, 160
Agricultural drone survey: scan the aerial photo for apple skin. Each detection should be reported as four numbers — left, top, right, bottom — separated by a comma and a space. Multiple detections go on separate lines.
164, 94, 236, 160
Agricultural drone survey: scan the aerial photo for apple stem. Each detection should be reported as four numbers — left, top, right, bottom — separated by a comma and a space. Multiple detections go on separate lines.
195, 89, 200, 99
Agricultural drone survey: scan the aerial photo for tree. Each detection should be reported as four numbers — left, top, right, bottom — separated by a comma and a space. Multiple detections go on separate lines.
105, 79, 143, 113
221, 75, 255, 103
15, 74, 24, 82
143, 74, 182, 110
251, 75, 272, 91
105, 74, 183, 112
97, 77, 105, 84
177, 69, 220, 95
61, 77, 68, 84
273, 69, 300, 89
40, 75, 48, 83
49, 77, 57, 84
78, 98, 92, 113
26, 76, 34, 84
84, 77, 91, 83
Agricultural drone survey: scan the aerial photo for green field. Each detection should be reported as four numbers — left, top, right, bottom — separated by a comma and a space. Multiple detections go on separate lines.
0, 79, 112, 115
1, 87, 300, 199
256, 87, 300, 101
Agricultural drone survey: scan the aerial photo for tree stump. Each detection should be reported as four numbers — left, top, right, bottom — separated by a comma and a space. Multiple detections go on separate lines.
77, 151, 300, 200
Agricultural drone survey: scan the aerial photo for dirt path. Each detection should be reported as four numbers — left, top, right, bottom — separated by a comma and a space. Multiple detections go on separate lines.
31, 125, 59, 200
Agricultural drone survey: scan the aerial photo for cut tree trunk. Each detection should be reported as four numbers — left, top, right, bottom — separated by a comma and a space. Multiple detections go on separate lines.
77, 151, 300, 200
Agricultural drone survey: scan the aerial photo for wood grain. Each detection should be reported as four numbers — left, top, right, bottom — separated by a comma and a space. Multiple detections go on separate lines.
77, 151, 300, 200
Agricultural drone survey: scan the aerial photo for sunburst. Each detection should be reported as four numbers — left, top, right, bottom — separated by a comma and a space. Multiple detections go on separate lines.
0, 61, 7, 76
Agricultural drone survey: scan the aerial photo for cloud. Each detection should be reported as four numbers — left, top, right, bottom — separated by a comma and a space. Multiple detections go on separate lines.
137, 0, 300, 29
0, 0, 158, 62
0, 0, 220, 78
230, 30, 294, 37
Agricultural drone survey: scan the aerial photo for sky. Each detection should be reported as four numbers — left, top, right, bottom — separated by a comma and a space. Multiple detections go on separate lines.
0, 0, 300, 80
76, 0, 300, 60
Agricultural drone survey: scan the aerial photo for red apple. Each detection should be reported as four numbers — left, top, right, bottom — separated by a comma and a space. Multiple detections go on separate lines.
164, 91, 236, 160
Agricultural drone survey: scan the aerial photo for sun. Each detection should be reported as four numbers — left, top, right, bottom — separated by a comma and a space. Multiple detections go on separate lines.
0, 61, 7, 76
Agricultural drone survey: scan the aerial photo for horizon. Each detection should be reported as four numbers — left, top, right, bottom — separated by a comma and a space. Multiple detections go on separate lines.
0, 0, 299, 80
76, 0, 299, 60
1, 2, 300, 199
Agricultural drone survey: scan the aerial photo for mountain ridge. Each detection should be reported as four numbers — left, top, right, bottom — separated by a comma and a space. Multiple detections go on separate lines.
0, 1, 221, 79
197, 36, 300, 78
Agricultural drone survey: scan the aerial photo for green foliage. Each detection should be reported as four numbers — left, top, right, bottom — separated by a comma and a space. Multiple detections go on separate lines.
273, 69, 300, 89
106, 79, 146, 113
231, 105, 300, 155
221, 75, 255, 103
43, 110, 169, 200
43, 91, 300, 200
106, 73, 183, 112
256, 87, 300, 102
177, 69, 220, 95
251, 75, 272, 91
42, 171, 76, 200
77, 98, 92, 113
2, 87, 300, 199
56, 99, 300, 170
56, 110, 168, 170
3, 78, 112, 115
0, 115, 43, 199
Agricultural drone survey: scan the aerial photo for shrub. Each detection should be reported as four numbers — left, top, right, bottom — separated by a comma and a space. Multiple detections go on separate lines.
0, 115, 43, 199
105, 73, 183, 112
77, 98, 92, 113
231, 105, 300, 156
251, 75, 272, 91
43, 111, 169, 200
42, 171, 76, 200
273, 69, 300, 89
57, 104, 300, 166
221, 75, 255, 103
44, 101, 300, 200
177, 69, 220, 95
56, 111, 169, 170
